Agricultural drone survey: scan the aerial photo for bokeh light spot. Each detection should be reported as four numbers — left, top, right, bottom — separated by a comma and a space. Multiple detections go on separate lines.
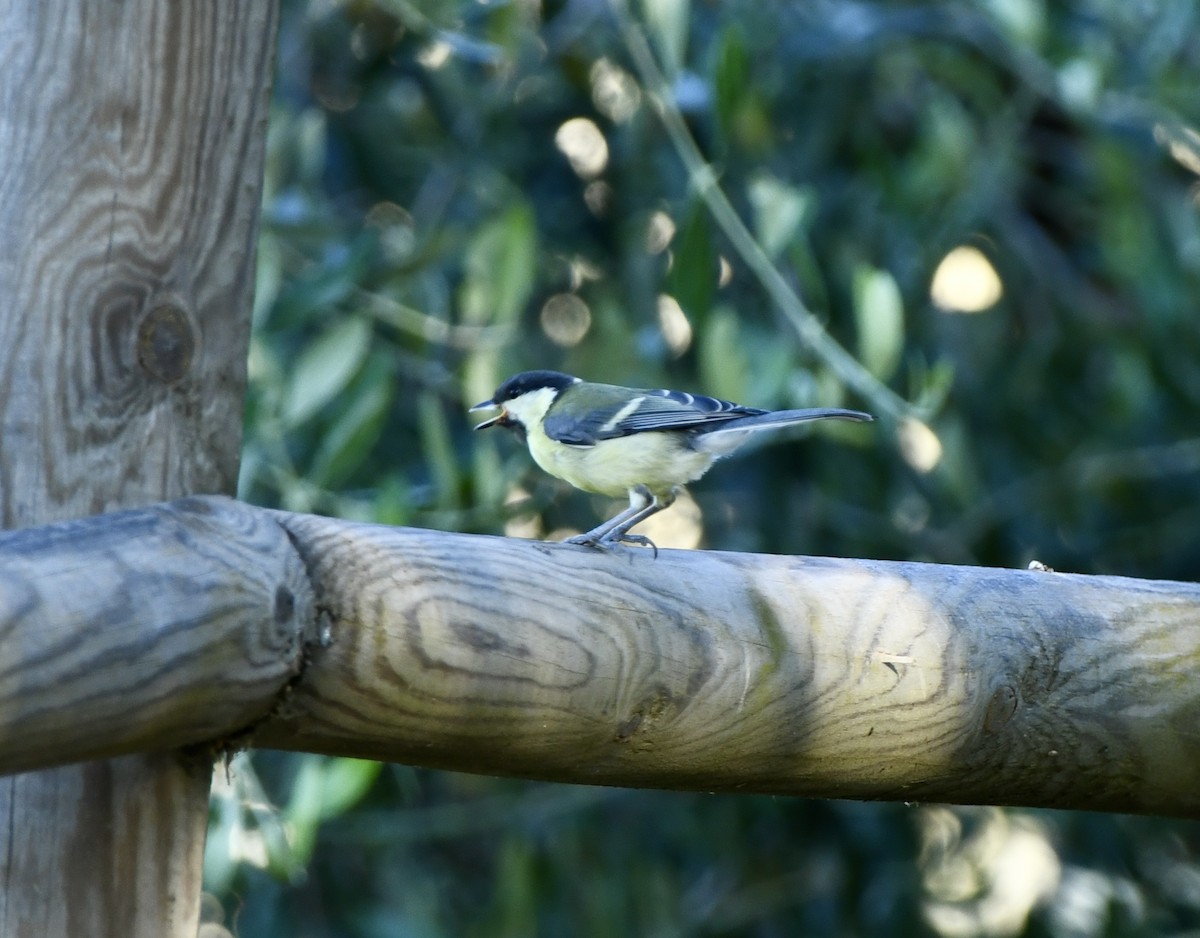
657, 294, 692, 357
718, 255, 734, 287
555, 118, 609, 179
590, 58, 641, 123
540, 293, 592, 347
584, 180, 613, 216
899, 417, 943, 473
931, 246, 1003, 313
645, 211, 676, 254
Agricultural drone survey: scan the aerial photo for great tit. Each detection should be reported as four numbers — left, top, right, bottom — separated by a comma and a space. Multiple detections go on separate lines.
471, 370, 873, 551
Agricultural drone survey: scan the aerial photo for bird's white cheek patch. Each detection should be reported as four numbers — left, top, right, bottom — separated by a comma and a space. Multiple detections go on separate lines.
505, 387, 561, 427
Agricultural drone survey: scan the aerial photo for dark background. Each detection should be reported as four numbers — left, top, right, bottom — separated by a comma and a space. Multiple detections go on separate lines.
205, 0, 1200, 934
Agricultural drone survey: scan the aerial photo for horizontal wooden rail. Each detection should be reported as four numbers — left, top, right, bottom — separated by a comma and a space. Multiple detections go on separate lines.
2, 496, 1198, 817
0, 497, 315, 773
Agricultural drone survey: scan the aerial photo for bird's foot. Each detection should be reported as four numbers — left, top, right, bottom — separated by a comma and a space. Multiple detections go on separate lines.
608, 532, 658, 558
564, 531, 658, 558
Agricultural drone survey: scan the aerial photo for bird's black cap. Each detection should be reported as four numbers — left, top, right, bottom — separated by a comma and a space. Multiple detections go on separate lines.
490, 370, 579, 403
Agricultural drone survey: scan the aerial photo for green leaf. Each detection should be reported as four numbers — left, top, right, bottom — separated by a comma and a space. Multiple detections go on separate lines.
747, 173, 813, 261
853, 264, 905, 382
909, 354, 955, 418
666, 204, 716, 322
309, 356, 394, 488
471, 433, 507, 514
267, 232, 376, 330
252, 232, 284, 329
641, 0, 690, 77
319, 758, 382, 819
460, 200, 537, 326
698, 306, 749, 402
282, 316, 373, 428
279, 757, 381, 869
418, 390, 461, 510
784, 231, 829, 314
713, 25, 748, 143
280, 755, 325, 870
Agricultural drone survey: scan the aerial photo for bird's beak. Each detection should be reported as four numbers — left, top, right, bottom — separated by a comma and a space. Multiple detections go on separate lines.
469, 400, 506, 430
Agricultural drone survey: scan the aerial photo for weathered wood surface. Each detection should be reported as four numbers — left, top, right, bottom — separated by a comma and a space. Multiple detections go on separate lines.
0, 1, 277, 934
2, 497, 1199, 819
0, 498, 315, 774
255, 511, 1200, 818
0, 4, 274, 524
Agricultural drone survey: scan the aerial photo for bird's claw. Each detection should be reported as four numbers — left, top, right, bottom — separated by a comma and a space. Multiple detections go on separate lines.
564, 531, 658, 558
611, 532, 658, 557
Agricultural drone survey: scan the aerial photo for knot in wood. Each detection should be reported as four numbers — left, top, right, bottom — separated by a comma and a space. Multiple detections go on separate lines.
983, 684, 1018, 733
137, 304, 196, 384
274, 585, 296, 625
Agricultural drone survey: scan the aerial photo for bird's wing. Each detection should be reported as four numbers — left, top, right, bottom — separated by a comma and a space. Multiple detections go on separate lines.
543, 384, 763, 446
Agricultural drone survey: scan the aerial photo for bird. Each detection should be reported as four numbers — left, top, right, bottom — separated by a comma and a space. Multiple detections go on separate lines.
470, 370, 873, 553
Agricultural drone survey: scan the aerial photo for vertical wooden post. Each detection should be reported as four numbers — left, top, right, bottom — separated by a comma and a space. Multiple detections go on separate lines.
0, 2, 277, 934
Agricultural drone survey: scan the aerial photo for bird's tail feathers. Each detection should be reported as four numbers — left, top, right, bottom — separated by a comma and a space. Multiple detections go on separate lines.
708, 408, 873, 434
694, 407, 872, 455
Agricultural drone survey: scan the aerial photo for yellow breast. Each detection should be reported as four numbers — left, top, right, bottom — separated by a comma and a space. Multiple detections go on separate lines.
527, 427, 716, 498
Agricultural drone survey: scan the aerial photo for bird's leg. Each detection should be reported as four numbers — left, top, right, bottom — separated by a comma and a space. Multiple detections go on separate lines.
566, 487, 654, 548
598, 487, 676, 554
563, 486, 677, 556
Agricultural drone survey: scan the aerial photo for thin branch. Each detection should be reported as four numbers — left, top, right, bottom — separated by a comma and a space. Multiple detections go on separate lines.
611, 0, 913, 422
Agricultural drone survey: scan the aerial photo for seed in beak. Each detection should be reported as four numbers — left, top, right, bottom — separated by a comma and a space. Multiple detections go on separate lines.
472, 408, 507, 430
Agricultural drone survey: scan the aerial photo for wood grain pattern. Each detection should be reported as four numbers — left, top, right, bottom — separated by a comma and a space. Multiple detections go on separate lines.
0, 2, 274, 524
258, 514, 1200, 817
0, 2, 277, 934
2, 754, 211, 937
0, 497, 315, 775
0, 498, 1197, 818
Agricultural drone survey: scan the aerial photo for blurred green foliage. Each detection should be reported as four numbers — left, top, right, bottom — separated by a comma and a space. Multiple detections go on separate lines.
213, 0, 1200, 934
